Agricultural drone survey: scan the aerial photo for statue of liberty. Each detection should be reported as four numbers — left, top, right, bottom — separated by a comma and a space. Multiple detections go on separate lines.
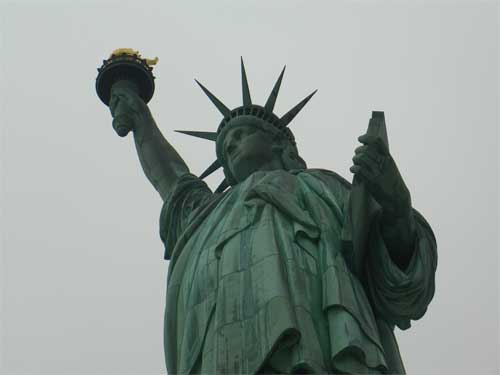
98, 52, 437, 374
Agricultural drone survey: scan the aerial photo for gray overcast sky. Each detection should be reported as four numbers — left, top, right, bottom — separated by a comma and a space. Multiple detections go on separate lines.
1, 1, 498, 374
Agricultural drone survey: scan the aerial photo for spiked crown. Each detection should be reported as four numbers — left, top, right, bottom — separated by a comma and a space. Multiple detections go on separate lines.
176, 59, 316, 193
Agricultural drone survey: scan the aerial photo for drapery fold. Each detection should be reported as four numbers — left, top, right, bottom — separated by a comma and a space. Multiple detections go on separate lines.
159, 169, 437, 374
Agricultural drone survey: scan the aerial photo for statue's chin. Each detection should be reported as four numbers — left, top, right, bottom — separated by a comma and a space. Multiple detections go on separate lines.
231, 168, 255, 184
230, 161, 261, 184
232, 165, 286, 184
228, 153, 283, 183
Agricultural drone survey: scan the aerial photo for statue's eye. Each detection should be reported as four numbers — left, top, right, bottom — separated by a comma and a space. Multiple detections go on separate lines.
226, 144, 236, 154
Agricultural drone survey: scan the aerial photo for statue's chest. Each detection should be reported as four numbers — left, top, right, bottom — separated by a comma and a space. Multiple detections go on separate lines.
179, 179, 320, 318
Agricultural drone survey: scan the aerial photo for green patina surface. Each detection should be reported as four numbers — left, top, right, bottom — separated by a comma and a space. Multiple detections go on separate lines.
160, 170, 436, 374
98, 58, 437, 374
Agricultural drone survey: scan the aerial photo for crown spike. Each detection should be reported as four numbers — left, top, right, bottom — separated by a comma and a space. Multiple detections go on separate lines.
175, 130, 218, 141
215, 179, 230, 193
264, 66, 286, 113
199, 159, 222, 179
241, 57, 252, 107
279, 89, 317, 127
195, 79, 231, 117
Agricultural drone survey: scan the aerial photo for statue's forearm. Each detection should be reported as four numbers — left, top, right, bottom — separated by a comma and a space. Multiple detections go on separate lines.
132, 112, 189, 201
380, 209, 416, 270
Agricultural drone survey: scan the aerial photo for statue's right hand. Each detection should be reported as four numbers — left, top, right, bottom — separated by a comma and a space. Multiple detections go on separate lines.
109, 82, 149, 137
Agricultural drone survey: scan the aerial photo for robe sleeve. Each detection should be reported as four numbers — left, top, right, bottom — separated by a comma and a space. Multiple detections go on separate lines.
159, 173, 212, 260
304, 169, 437, 330
364, 210, 437, 330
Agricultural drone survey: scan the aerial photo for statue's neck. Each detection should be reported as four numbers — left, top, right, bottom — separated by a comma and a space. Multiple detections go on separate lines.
233, 157, 285, 183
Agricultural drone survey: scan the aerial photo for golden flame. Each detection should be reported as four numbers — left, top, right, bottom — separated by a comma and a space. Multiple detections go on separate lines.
109, 48, 158, 66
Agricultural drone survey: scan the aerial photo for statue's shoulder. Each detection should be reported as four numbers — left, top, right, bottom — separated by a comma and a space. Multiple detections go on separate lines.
299, 168, 352, 191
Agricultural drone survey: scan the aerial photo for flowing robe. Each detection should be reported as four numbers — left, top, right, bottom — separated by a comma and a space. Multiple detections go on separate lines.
159, 169, 437, 374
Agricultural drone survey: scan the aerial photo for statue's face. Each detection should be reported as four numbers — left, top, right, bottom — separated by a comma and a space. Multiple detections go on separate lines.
222, 118, 282, 183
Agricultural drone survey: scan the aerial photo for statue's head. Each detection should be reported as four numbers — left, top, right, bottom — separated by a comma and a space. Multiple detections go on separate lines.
176, 59, 315, 192
216, 115, 306, 184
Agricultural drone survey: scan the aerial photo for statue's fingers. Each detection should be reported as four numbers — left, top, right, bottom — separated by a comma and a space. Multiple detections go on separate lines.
354, 145, 381, 164
350, 164, 377, 182
354, 144, 368, 154
358, 134, 389, 156
357, 134, 377, 145
124, 92, 136, 106
349, 165, 361, 175
111, 87, 135, 107
352, 153, 379, 173
132, 99, 147, 113
350, 165, 373, 186
120, 92, 144, 112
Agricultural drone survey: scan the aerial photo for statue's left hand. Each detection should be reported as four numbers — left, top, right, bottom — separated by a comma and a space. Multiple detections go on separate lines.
350, 134, 412, 222
350, 134, 416, 268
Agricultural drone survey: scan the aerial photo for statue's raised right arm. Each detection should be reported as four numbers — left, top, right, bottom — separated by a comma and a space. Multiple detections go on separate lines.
108, 81, 189, 201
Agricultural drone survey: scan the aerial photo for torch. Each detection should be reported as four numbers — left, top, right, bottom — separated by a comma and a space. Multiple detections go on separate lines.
96, 48, 158, 136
